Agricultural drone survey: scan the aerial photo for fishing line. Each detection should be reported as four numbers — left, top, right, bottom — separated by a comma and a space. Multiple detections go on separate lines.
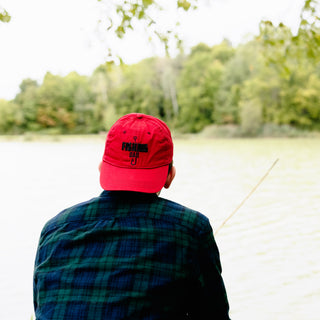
215, 158, 279, 235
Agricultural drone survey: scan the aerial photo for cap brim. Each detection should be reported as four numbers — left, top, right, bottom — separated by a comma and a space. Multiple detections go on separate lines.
100, 161, 169, 193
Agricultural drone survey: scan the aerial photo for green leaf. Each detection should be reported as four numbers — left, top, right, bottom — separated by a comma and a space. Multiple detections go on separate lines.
300, 19, 308, 26
0, 9, 11, 23
177, 0, 191, 11
115, 26, 125, 38
138, 10, 145, 19
142, 0, 154, 7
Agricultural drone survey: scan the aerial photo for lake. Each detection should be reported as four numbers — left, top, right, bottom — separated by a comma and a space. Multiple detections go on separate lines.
0, 137, 319, 319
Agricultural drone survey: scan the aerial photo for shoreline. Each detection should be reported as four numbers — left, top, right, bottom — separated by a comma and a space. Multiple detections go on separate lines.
1, 125, 319, 142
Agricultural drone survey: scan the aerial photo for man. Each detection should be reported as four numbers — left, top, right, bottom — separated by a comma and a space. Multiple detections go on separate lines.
33, 113, 230, 319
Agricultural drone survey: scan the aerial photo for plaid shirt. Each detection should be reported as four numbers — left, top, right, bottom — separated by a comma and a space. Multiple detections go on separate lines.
33, 191, 230, 319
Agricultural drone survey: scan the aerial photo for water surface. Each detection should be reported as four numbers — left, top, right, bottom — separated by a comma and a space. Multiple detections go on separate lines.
0, 138, 319, 319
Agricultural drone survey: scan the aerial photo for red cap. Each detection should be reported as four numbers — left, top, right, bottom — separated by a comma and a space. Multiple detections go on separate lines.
100, 113, 174, 193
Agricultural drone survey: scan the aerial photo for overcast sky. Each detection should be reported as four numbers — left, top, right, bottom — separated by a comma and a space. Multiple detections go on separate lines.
0, 0, 305, 100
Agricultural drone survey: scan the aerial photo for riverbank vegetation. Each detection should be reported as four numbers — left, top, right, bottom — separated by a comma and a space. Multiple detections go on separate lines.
1, 1, 320, 137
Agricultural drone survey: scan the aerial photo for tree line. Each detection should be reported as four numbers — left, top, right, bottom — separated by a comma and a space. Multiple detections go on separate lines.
1, 4, 320, 135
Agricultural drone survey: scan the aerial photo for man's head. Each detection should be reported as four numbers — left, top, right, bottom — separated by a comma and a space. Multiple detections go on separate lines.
100, 113, 175, 193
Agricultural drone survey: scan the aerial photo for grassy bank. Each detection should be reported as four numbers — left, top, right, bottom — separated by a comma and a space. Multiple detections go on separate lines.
196, 124, 320, 139
1, 124, 319, 143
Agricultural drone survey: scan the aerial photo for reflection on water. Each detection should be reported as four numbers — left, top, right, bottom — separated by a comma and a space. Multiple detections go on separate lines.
0, 138, 319, 319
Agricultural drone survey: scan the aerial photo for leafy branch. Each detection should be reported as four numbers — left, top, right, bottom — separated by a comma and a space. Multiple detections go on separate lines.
0, 8, 11, 23
97, 0, 198, 60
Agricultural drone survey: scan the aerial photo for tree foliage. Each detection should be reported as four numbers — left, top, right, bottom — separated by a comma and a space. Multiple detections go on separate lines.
97, 0, 199, 58
1, 0, 320, 135
0, 7, 10, 23
177, 42, 231, 132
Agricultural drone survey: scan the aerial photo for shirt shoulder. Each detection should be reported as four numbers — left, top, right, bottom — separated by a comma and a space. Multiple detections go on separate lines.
41, 195, 101, 237
154, 196, 212, 236
40, 192, 212, 240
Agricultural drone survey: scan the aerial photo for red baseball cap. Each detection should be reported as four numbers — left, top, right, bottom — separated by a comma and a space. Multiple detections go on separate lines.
100, 113, 174, 193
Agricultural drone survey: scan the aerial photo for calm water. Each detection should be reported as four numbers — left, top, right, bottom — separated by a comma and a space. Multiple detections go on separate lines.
0, 137, 319, 319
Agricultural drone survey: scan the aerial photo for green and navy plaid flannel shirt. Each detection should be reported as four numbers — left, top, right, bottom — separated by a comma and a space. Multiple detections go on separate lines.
33, 191, 230, 319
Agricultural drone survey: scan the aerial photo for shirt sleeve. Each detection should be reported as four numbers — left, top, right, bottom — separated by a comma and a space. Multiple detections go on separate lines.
188, 223, 231, 320
33, 230, 44, 316
33, 244, 39, 313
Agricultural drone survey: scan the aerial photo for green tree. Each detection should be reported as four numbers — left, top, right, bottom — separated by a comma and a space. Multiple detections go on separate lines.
65, 72, 97, 133
257, 3, 320, 129
36, 73, 72, 130
155, 56, 181, 123
14, 79, 40, 131
296, 0, 320, 61
109, 58, 165, 119
291, 73, 320, 128
0, 100, 22, 133
94, 56, 181, 128
36, 72, 92, 132
90, 70, 113, 132
259, 1, 320, 66
13, 74, 99, 133
239, 99, 263, 136
177, 43, 228, 132
213, 41, 256, 125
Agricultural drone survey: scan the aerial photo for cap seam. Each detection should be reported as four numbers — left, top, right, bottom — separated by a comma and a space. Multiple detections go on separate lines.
103, 160, 170, 170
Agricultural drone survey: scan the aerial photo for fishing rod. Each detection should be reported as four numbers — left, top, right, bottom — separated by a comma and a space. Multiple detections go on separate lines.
215, 158, 279, 236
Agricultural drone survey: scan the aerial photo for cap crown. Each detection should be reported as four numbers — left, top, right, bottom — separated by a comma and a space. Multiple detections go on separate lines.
103, 113, 173, 169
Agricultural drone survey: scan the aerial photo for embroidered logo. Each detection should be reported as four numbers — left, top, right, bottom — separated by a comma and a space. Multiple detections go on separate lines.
122, 136, 148, 165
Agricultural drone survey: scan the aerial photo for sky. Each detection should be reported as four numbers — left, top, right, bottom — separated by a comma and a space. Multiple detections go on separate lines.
0, 0, 306, 100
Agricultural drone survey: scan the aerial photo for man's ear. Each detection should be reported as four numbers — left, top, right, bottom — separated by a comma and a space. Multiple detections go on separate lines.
164, 165, 176, 189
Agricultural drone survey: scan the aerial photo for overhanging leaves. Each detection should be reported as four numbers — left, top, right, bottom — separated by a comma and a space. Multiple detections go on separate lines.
97, 0, 199, 60
0, 9, 11, 23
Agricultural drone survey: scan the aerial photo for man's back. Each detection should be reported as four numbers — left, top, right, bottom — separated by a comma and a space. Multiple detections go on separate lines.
34, 191, 230, 319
